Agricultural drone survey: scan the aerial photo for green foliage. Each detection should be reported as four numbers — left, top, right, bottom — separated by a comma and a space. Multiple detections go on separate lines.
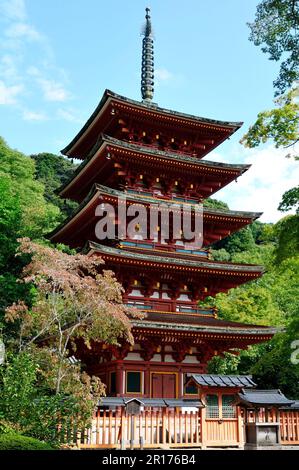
0, 433, 53, 450
204, 198, 229, 210
0, 352, 38, 429
248, 0, 299, 95
0, 137, 60, 239
241, 87, 299, 149
214, 280, 284, 327
213, 227, 256, 255
0, 138, 62, 340
244, 2, 299, 211
0, 175, 21, 271
252, 318, 299, 398
278, 185, 299, 213
0, 352, 95, 444
210, 248, 231, 262
274, 215, 299, 263
31, 152, 78, 218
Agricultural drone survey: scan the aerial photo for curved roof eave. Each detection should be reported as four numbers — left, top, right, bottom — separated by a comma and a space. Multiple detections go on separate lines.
86, 240, 265, 274
58, 135, 251, 197
61, 89, 243, 156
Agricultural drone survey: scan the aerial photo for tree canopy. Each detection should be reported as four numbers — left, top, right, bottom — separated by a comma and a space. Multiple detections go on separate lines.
248, 0, 299, 96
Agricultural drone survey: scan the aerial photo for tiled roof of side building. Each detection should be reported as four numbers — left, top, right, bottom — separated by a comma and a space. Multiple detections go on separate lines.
190, 374, 257, 388
237, 389, 294, 406
61, 89, 243, 155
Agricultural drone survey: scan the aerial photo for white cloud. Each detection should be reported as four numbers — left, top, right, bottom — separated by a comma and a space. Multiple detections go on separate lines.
0, 0, 26, 22
155, 68, 173, 81
57, 108, 83, 124
209, 145, 299, 223
0, 80, 23, 104
5, 22, 42, 42
0, 2, 71, 109
37, 78, 69, 102
27, 67, 69, 102
0, 54, 20, 82
22, 109, 47, 121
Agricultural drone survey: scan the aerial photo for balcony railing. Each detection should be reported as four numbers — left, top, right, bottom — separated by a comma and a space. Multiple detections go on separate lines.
125, 299, 214, 316
121, 240, 208, 258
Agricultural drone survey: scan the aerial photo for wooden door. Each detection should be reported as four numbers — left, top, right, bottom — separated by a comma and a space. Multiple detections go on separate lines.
151, 373, 176, 398
202, 393, 242, 447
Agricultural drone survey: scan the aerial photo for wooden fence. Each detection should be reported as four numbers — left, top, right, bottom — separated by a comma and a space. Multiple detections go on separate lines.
77, 408, 201, 449
64, 408, 299, 449
280, 411, 299, 445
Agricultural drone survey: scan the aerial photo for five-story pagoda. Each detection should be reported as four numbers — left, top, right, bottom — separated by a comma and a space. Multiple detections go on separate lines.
50, 9, 275, 399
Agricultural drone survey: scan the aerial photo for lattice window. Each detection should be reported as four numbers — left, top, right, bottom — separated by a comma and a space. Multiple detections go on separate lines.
222, 394, 236, 418
206, 394, 219, 418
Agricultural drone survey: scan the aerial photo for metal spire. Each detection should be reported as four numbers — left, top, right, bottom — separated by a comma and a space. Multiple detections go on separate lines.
141, 7, 154, 101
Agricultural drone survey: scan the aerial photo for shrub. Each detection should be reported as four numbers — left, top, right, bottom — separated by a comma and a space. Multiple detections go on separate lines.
0, 433, 53, 450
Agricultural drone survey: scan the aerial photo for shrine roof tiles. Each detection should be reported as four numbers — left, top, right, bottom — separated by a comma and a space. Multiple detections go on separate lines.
191, 374, 257, 388
97, 397, 204, 408
237, 389, 294, 406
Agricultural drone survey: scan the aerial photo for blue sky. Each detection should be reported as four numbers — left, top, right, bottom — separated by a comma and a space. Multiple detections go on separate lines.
0, 0, 298, 222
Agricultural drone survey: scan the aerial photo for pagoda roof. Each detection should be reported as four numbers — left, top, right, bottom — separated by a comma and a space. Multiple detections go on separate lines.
49, 183, 262, 247
133, 311, 276, 333
61, 89, 243, 159
59, 135, 251, 201
91, 184, 262, 220
132, 319, 276, 340
86, 241, 264, 277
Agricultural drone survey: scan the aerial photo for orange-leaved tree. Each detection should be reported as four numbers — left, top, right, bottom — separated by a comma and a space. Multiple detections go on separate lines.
5, 238, 142, 396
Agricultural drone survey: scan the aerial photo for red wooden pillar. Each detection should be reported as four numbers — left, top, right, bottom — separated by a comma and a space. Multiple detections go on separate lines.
116, 363, 124, 396
178, 367, 183, 398
144, 365, 150, 397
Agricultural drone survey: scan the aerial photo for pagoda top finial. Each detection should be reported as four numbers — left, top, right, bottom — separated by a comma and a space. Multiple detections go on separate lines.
141, 7, 154, 102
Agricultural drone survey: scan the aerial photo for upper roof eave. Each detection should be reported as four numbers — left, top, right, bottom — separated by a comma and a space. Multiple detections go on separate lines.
61, 89, 243, 156
58, 135, 251, 197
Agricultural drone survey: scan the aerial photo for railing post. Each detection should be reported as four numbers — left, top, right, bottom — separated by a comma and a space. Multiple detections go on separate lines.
162, 408, 166, 445
120, 408, 126, 450
201, 404, 207, 449
237, 406, 244, 447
